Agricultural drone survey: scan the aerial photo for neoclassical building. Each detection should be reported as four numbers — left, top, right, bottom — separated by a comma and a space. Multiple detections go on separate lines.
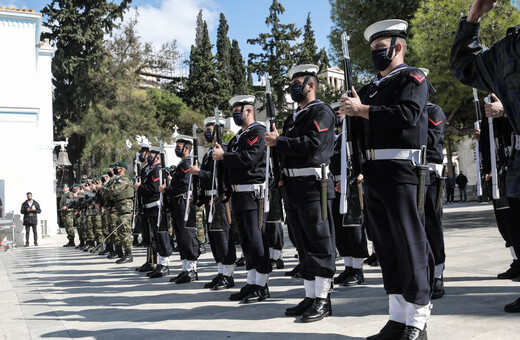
0, 7, 57, 242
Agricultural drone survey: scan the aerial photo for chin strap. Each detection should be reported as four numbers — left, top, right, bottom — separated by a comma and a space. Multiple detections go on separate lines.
387, 36, 397, 60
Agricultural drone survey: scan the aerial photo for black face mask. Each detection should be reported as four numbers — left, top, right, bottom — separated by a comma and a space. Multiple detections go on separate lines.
108, 171, 114, 177
232, 111, 245, 126
204, 131, 214, 143
113, 168, 120, 175
101, 177, 106, 183
371, 45, 396, 71
138, 154, 145, 162
290, 75, 311, 103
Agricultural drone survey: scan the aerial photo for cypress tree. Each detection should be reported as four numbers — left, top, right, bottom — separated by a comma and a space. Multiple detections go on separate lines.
215, 13, 233, 111
229, 40, 249, 97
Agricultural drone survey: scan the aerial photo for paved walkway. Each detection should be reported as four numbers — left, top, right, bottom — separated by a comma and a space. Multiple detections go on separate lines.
1, 202, 519, 339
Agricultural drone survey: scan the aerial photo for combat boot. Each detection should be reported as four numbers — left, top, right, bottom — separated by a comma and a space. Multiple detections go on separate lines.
137, 262, 155, 273
334, 266, 353, 284
75, 240, 84, 249
204, 274, 223, 289
116, 250, 133, 264
108, 245, 122, 259
101, 243, 112, 256
212, 275, 235, 290
242, 284, 270, 304
149, 264, 169, 278
229, 284, 254, 301
83, 241, 93, 252
285, 297, 315, 316
63, 239, 75, 247
343, 268, 364, 286
176, 270, 198, 284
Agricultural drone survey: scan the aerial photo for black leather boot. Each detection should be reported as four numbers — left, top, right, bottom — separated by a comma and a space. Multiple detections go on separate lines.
176, 270, 198, 284
107, 245, 122, 259
212, 275, 235, 290
334, 266, 353, 284
137, 262, 155, 273
169, 271, 188, 282
400, 325, 428, 340
285, 297, 315, 316
300, 295, 332, 323
229, 284, 254, 301
367, 320, 406, 340
343, 268, 364, 286
75, 240, 84, 249
149, 264, 169, 278
204, 274, 223, 289
242, 284, 270, 303
116, 249, 133, 264
284, 263, 301, 278
101, 243, 112, 255
63, 239, 75, 247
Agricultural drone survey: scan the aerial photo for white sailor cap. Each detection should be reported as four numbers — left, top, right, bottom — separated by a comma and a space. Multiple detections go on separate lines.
229, 95, 256, 108
139, 142, 150, 151
288, 64, 319, 80
149, 146, 160, 153
204, 117, 223, 126
364, 19, 408, 43
175, 135, 193, 144
330, 102, 340, 111
419, 68, 430, 77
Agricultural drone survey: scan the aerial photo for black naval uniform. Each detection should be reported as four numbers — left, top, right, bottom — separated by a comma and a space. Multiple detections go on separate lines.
329, 129, 369, 284
165, 156, 200, 267
223, 122, 271, 278
138, 163, 173, 276
425, 102, 447, 297
278, 100, 336, 282
198, 144, 237, 288
358, 65, 435, 307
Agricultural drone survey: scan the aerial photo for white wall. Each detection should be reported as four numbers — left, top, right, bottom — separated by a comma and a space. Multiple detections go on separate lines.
0, 9, 56, 244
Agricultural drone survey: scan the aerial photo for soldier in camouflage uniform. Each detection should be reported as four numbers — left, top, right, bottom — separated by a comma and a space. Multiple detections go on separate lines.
60, 184, 76, 247
98, 171, 110, 255
83, 184, 96, 252
74, 184, 86, 249
89, 178, 104, 253
105, 164, 122, 259
110, 161, 135, 264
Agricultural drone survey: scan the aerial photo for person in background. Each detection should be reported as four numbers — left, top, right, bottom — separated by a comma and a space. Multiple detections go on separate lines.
20, 192, 41, 247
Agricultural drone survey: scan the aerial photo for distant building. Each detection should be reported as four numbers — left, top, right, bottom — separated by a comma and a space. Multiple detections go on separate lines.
319, 66, 344, 91
0, 7, 57, 242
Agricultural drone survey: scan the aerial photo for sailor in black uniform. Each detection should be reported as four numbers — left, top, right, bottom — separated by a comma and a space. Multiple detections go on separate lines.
340, 20, 435, 340
160, 135, 200, 284
135, 146, 173, 279
190, 117, 237, 290
212, 95, 272, 303
265, 64, 336, 323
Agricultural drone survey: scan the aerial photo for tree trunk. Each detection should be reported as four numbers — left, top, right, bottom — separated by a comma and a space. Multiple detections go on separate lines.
446, 139, 454, 178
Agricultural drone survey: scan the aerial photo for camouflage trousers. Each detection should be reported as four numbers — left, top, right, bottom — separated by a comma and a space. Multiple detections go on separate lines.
102, 212, 109, 238
116, 213, 133, 252
195, 208, 205, 244
61, 211, 75, 240
91, 215, 103, 243
84, 215, 94, 242
106, 208, 118, 244
78, 215, 86, 241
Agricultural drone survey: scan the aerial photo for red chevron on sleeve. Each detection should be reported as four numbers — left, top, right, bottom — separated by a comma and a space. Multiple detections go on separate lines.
152, 176, 160, 182
314, 120, 329, 133
247, 136, 259, 146
181, 167, 189, 173
428, 118, 443, 126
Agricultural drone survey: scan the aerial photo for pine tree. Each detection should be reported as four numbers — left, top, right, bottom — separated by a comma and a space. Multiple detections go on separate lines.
229, 40, 249, 98
41, 0, 131, 168
297, 13, 330, 72
185, 10, 219, 116
247, 0, 301, 113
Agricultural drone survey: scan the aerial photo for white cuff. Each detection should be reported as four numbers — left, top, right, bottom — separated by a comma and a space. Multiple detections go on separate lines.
186, 260, 197, 272
217, 262, 223, 274
389, 294, 407, 324
434, 263, 444, 279
247, 269, 255, 284
344, 256, 353, 267
256, 272, 269, 287
304, 279, 316, 299
406, 302, 432, 330
181, 259, 187, 271
315, 276, 332, 299
157, 255, 169, 266
223, 264, 234, 277
352, 257, 364, 269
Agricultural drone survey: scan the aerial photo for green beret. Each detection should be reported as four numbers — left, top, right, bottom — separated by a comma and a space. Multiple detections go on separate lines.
102, 170, 108, 175
73, 184, 80, 187
80, 180, 86, 183
62, 183, 69, 188
88, 176, 93, 179
108, 163, 116, 168
115, 161, 128, 169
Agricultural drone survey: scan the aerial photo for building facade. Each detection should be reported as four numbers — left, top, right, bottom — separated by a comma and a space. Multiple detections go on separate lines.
0, 7, 57, 243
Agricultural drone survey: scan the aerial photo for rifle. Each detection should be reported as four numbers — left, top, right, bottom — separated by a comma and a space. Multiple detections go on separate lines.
156, 141, 165, 229
263, 73, 278, 214
341, 32, 363, 226
184, 124, 198, 221
483, 94, 500, 200
208, 108, 222, 224
473, 88, 484, 197
131, 151, 140, 231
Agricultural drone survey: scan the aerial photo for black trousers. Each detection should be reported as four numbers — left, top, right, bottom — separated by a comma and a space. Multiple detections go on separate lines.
231, 193, 271, 274
145, 207, 172, 258
332, 192, 369, 258
365, 182, 434, 305
459, 187, 467, 202
25, 224, 37, 243
265, 221, 284, 251
446, 187, 454, 202
505, 198, 520, 257
281, 177, 336, 280
206, 199, 237, 265
425, 174, 446, 265
172, 197, 199, 261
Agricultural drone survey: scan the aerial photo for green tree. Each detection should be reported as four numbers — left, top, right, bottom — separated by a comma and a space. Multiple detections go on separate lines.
297, 13, 330, 71
328, 0, 420, 76
41, 0, 131, 168
185, 10, 218, 115
230, 40, 249, 99
247, 0, 301, 113
215, 13, 233, 111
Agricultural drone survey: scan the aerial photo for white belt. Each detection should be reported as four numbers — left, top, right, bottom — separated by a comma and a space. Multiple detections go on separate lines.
231, 184, 262, 192
205, 189, 218, 196
428, 163, 444, 177
283, 166, 328, 180
144, 200, 161, 209
366, 148, 421, 164
513, 133, 520, 150
332, 175, 341, 182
